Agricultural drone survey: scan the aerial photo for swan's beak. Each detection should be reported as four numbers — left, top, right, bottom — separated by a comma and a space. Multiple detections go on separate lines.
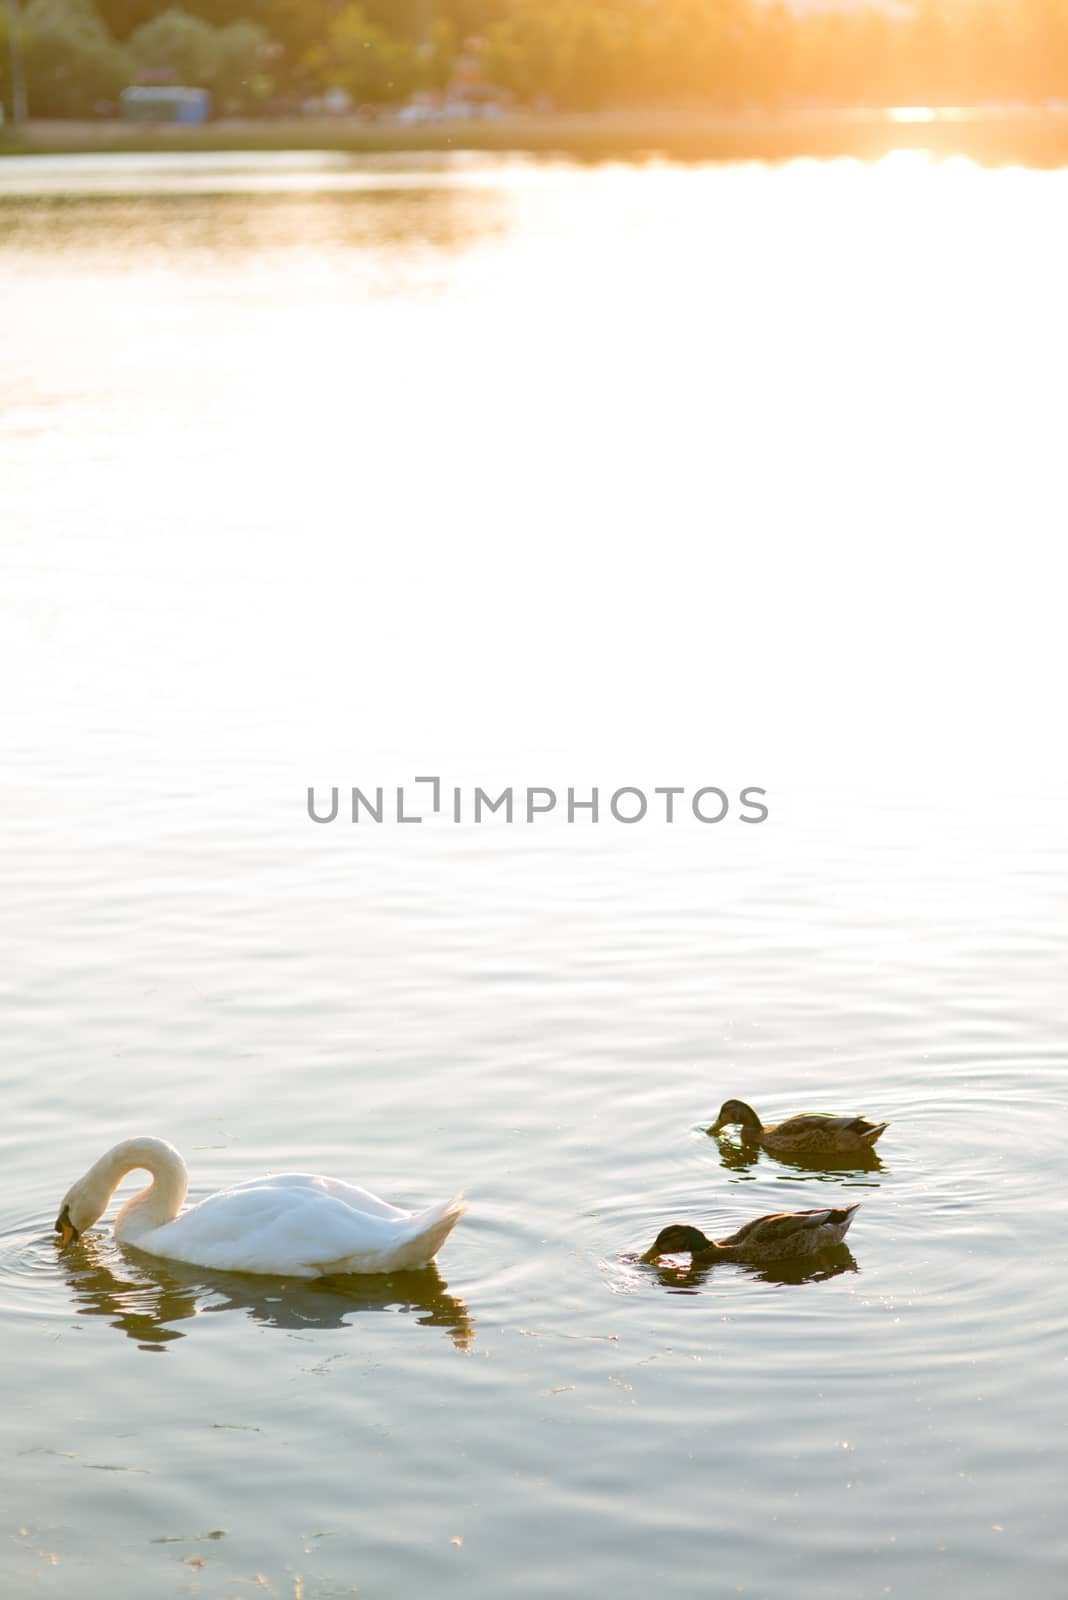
54, 1208, 79, 1249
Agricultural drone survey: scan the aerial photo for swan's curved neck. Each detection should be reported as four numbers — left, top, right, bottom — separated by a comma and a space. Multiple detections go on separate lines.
87, 1137, 189, 1242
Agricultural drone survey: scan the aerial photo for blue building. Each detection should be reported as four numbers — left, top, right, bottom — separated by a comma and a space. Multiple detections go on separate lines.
120, 87, 212, 124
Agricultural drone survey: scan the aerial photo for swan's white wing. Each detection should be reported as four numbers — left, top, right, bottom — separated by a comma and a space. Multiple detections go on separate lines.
130, 1175, 461, 1276
136, 1186, 410, 1275
225, 1172, 409, 1219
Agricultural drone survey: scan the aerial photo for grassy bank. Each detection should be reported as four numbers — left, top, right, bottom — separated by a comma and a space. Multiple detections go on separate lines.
4, 108, 1068, 167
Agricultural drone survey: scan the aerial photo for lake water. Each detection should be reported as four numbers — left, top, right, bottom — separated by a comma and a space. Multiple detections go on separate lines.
1, 149, 1065, 1599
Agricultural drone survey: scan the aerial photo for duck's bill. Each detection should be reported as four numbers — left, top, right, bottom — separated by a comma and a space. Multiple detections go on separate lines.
638, 1246, 662, 1264
707, 1122, 725, 1134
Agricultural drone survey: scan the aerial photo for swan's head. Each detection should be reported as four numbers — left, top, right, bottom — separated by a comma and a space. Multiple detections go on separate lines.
639, 1225, 713, 1263
54, 1175, 108, 1248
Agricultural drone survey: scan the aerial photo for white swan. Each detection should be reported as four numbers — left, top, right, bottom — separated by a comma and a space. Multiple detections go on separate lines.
54, 1137, 466, 1277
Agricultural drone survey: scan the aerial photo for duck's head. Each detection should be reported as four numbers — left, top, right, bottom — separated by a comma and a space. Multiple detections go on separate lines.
708, 1099, 763, 1136
54, 1174, 106, 1248
640, 1225, 713, 1263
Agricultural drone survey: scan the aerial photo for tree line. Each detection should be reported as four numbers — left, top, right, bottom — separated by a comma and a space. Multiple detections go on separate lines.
4, 0, 1068, 121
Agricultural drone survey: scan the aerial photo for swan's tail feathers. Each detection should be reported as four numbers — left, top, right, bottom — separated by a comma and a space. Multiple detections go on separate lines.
394, 1192, 467, 1270
861, 1122, 890, 1146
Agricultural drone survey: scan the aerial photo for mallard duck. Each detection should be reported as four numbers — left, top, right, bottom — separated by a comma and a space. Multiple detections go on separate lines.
640, 1202, 861, 1264
708, 1099, 888, 1155
54, 1136, 466, 1277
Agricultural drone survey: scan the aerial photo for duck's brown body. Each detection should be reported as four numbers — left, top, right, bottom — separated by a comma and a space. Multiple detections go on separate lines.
641, 1203, 861, 1265
710, 1099, 888, 1156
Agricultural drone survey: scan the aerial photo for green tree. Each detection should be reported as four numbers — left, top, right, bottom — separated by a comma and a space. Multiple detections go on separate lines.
483, 0, 641, 108
21, 0, 130, 114
212, 17, 271, 108
11, 0, 1068, 120
127, 6, 271, 103
128, 6, 217, 82
634, 0, 754, 102
312, 4, 419, 103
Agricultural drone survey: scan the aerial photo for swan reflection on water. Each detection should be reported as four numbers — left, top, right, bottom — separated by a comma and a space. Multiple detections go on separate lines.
56, 1236, 475, 1352
647, 1244, 860, 1292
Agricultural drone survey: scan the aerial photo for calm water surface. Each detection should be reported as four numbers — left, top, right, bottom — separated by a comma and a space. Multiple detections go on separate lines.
1, 150, 1066, 1599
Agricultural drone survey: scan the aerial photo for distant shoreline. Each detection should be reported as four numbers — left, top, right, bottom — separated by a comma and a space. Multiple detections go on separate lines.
4, 107, 1068, 167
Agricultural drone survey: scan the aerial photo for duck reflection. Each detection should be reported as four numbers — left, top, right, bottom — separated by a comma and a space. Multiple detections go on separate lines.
648, 1244, 859, 1291
711, 1133, 885, 1183
57, 1236, 475, 1352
